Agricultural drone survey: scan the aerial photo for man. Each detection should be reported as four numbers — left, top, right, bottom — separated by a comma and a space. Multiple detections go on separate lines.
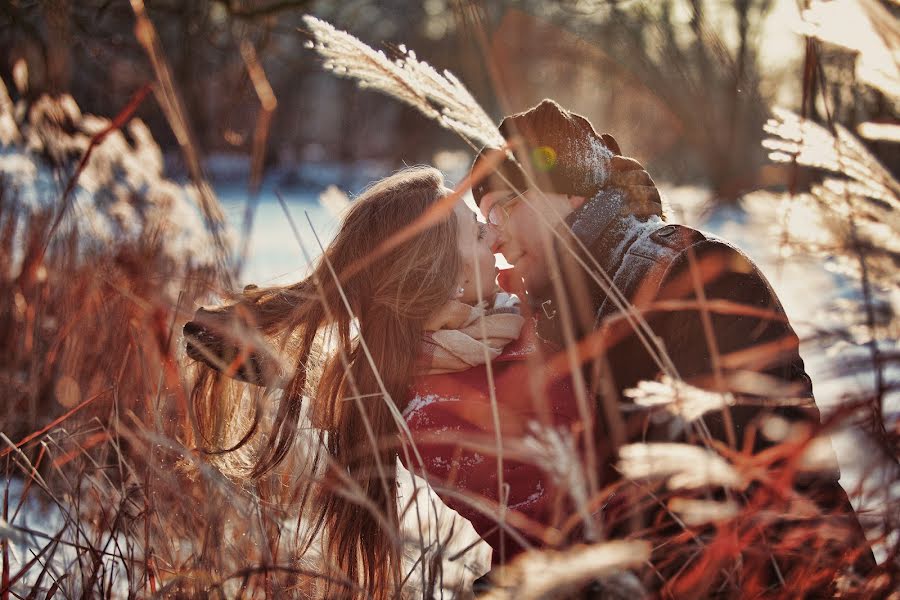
469, 99, 874, 594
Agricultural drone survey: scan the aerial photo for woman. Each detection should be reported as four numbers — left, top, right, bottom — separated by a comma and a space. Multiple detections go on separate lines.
184, 166, 584, 598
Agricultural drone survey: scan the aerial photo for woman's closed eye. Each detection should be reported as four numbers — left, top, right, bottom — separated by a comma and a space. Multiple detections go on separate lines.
477, 222, 488, 241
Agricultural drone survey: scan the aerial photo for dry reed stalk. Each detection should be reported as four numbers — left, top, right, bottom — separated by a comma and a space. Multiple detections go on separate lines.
233, 39, 278, 281
130, 0, 234, 287
761, 7, 899, 574
0, 78, 243, 593
1, 3, 897, 597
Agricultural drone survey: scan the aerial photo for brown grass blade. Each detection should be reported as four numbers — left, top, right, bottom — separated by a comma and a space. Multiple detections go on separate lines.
130, 0, 234, 285
0, 389, 111, 459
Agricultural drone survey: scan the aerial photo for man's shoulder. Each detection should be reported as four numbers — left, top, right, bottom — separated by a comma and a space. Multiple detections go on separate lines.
623, 222, 754, 274
606, 222, 767, 309
630, 224, 783, 312
619, 221, 744, 272
625, 222, 707, 264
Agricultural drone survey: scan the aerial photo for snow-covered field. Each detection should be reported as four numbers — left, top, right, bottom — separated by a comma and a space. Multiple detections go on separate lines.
216, 180, 336, 287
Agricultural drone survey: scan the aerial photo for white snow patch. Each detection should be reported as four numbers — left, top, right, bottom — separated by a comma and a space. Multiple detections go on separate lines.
510, 479, 545, 510
403, 392, 460, 419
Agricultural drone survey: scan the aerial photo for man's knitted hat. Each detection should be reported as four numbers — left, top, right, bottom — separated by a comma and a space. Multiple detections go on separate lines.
471, 99, 615, 206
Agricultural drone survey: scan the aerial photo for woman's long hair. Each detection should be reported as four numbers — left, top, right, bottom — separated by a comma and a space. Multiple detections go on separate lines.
185, 166, 459, 598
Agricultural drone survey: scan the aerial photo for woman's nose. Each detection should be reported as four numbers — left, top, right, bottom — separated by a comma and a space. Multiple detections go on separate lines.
487, 223, 502, 252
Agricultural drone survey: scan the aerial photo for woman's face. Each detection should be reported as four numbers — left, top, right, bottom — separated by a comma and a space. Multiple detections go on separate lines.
453, 197, 499, 304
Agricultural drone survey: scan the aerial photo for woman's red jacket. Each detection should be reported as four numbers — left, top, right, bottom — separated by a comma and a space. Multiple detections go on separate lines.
401, 325, 583, 564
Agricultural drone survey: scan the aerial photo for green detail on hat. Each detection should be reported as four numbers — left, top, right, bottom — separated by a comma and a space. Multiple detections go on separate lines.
531, 146, 557, 172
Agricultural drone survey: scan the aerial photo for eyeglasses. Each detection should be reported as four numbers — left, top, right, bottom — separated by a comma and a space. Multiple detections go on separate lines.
487, 191, 527, 229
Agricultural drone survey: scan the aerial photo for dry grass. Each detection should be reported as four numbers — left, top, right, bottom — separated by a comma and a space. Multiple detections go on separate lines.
1, 5, 898, 599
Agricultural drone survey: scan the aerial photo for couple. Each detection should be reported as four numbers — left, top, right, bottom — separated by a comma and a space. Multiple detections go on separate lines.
185, 100, 872, 597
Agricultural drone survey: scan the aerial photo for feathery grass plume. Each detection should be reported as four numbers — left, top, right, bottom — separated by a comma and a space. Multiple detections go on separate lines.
797, 0, 900, 99
624, 376, 735, 422
763, 107, 900, 205
617, 443, 747, 491
761, 6, 900, 572
301, 15, 506, 150
762, 108, 899, 314
318, 184, 351, 219
741, 189, 898, 354
520, 422, 598, 541
667, 498, 739, 526
857, 121, 900, 143
798, 435, 843, 474
478, 540, 650, 600
760, 106, 899, 422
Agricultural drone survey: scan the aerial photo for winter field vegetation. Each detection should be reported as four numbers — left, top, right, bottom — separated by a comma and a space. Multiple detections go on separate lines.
1, 1, 898, 598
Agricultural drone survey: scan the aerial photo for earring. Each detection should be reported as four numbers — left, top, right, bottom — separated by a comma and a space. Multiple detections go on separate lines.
455, 286, 465, 298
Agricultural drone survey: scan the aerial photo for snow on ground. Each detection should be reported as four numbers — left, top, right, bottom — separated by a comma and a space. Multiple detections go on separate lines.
0, 89, 218, 277
215, 180, 336, 286
2, 478, 131, 597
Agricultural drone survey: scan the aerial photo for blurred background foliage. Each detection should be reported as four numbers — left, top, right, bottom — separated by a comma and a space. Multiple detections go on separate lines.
1, 0, 896, 200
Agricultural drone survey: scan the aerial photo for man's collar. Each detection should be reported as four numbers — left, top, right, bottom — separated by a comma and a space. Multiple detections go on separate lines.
564, 187, 630, 250
530, 187, 662, 312
528, 188, 630, 312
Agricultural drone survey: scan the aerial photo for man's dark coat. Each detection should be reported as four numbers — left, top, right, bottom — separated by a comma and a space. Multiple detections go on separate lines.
531, 187, 876, 586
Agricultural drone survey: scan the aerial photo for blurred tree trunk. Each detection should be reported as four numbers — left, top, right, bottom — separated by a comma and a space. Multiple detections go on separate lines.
338, 87, 358, 163
42, 0, 71, 93
176, 2, 211, 151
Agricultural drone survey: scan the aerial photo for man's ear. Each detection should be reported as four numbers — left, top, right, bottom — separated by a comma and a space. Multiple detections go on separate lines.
567, 195, 587, 210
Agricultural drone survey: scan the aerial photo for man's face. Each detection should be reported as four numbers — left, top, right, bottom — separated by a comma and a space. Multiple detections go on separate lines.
479, 188, 581, 296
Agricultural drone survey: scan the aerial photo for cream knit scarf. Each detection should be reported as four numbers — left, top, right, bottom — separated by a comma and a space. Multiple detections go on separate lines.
419, 292, 524, 375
